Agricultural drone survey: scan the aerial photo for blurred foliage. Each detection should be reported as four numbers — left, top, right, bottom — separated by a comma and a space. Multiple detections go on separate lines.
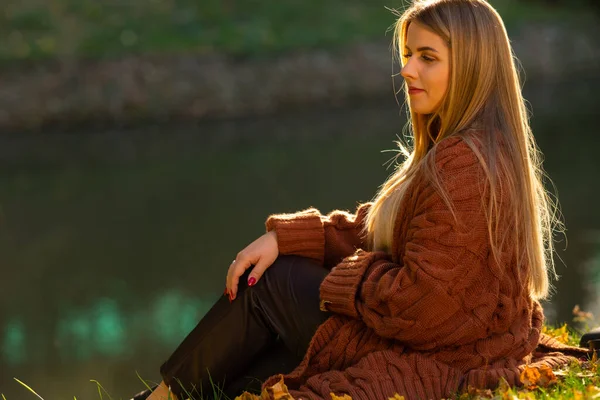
0, 0, 595, 61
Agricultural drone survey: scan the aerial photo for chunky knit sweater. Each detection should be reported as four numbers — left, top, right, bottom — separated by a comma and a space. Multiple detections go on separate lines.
261, 135, 589, 400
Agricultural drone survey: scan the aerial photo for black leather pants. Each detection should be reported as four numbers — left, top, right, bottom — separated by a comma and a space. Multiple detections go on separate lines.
158, 255, 331, 399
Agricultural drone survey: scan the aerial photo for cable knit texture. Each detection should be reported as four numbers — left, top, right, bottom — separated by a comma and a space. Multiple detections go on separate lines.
263, 135, 589, 400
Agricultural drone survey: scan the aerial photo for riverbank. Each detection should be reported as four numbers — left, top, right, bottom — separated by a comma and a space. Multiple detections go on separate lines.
1, 19, 598, 132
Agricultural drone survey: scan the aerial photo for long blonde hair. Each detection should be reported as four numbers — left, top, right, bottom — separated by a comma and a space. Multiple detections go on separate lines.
365, 0, 562, 299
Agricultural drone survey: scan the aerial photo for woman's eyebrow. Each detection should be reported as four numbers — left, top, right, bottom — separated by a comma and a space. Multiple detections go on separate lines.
404, 45, 438, 53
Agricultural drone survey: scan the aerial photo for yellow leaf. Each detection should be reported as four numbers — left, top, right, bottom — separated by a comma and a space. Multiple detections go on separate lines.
330, 393, 352, 400
520, 366, 541, 389
262, 377, 294, 400
235, 376, 295, 400
586, 385, 600, 399
387, 395, 405, 400
537, 365, 558, 387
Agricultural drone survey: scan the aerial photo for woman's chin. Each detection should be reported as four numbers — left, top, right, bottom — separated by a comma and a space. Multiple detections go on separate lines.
410, 105, 433, 114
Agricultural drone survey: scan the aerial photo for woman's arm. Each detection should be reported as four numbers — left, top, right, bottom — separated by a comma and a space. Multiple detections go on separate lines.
265, 202, 372, 269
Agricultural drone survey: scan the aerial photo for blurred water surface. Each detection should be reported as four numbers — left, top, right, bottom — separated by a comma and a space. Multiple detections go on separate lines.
0, 76, 599, 399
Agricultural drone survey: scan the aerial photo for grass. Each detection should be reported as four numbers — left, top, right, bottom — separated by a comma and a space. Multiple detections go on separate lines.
0, 0, 594, 62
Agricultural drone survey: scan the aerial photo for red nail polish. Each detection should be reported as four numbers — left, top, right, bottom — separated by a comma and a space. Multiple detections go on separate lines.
224, 288, 228, 296
248, 277, 256, 287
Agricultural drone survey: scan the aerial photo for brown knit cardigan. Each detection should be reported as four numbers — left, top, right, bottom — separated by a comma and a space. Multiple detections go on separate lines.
260, 135, 589, 400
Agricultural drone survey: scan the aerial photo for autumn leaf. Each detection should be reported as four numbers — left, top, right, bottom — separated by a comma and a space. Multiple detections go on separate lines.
541, 324, 570, 344
585, 385, 600, 398
520, 365, 541, 389
519, 365, 558, 390
235, 376, 294, 400
572, 386, 600, 400
330, 393, 352, 400
537, 365, 558, 387
387, 395, 405, 400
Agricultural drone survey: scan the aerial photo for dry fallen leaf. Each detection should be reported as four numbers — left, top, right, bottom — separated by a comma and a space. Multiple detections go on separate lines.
541, 324, 570, 344
235, 376, 294, 400
537, 365, 558, 387
520, 365, 541, 389
330, 393, 352, 400
387, 395, 405, 400
519, 365, 558, 390
572, 385, 600, 400
585, 385, 600, 399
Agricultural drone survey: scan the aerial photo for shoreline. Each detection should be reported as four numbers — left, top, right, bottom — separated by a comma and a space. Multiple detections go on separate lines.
1, 21, 598, 132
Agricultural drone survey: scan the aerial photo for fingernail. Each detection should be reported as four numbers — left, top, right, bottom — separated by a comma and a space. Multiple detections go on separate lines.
248, 277, 256, 287
224, 288, 228, 296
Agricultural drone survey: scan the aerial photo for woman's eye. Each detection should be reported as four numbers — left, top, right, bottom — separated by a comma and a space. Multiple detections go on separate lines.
422, 55, 434, 62
402, 53, 412, 59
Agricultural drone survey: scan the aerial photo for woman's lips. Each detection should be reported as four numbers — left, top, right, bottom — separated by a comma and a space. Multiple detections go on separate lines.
408, 88, 425, 95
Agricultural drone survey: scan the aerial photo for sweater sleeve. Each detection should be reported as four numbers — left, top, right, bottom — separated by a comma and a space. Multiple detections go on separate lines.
320, 138, 501, 348
265, 202, 371, 269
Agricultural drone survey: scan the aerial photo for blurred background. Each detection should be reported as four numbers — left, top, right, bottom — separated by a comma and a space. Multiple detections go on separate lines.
0, 0, 599, 399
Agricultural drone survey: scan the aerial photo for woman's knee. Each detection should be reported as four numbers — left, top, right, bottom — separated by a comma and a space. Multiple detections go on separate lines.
262, 255, 326, 286
247, 256, 327, 304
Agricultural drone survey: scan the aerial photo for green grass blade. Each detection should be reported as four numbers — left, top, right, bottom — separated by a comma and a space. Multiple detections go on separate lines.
172, 378, 192, 400
13, 378, 44, 400
90, 380, 113, 400
134, 371, 157, 393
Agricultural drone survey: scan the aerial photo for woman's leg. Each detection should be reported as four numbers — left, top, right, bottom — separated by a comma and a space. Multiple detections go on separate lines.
154, 255, 331, 400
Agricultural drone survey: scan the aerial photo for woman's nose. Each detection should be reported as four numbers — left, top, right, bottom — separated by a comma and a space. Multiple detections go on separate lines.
400, 59, 416, 80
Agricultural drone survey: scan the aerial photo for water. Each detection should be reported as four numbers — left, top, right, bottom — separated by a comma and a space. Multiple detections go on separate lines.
0, 77, 599, 399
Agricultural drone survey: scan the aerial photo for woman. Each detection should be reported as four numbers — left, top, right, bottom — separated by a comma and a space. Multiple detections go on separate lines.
135, 0, 591, 399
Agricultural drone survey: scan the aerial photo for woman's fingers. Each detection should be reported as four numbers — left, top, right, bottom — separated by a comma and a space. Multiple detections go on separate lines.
225, 231, 279, 301
246, 257, 272, 288
229, 254, 253, 299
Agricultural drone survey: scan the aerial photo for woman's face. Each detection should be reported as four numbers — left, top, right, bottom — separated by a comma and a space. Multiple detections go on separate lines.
401, 21, 450, 115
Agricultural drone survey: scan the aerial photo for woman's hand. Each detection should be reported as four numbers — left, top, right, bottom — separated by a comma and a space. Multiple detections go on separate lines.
226, 230, 279, 300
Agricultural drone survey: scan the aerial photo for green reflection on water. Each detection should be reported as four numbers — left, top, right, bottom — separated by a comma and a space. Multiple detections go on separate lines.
153, 291, 209, 346
2, 319, 26, 366
56, 311, 93, 360
92, 298, 125, 356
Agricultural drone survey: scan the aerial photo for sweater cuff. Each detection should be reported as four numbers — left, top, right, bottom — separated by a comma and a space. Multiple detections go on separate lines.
319, 250, 388, 318
265, 208, 325, 264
